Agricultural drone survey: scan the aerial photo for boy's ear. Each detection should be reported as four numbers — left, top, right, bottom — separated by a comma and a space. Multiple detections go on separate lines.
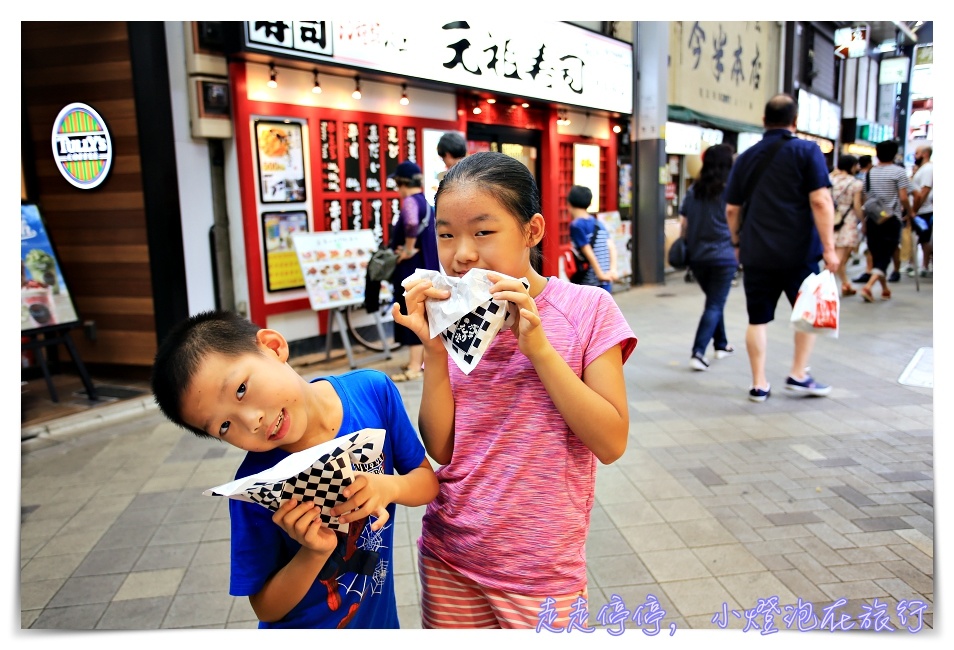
256, 329, 290, 362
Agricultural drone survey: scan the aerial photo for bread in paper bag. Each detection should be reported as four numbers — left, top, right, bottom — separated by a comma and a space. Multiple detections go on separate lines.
401, 268, 529, 374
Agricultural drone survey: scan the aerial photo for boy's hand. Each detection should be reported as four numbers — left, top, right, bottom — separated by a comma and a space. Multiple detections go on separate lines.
272, 499, 338, 554
332, 472, 394, 531
391, 278, 450, 352
487, 273, 550, 360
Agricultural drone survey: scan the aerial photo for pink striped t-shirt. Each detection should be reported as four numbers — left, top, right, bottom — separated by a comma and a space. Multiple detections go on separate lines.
418, 277, 637, 595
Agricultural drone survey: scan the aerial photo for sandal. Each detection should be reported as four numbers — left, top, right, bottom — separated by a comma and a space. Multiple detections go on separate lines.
881, 288, 891, 301
841, 284, 857, 297
861, 287, 874, 303
390, 368, 423, 382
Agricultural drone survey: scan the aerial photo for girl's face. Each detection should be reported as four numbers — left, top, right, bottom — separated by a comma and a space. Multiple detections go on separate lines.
435, 184, 544, 279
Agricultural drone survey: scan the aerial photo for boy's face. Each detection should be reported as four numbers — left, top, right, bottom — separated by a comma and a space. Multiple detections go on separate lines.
179, 329, 314, 453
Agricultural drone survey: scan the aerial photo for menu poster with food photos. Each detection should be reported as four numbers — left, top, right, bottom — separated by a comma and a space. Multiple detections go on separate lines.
21, 203, 80, 332
255, 120, 306, 204
384, 125, 400, 190
262, 211, 308, 292
365, 124, 382, 192
344, 122, 361, 192
319, 120, 341, 193
292, 229, 377, 311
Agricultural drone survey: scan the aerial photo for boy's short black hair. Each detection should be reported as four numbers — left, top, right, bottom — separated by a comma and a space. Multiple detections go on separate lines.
567, 185, 593, 210
876, 139, 899, 163
151, 310, 263, 438
437, 132, 467, 159
858, 154, 872, 168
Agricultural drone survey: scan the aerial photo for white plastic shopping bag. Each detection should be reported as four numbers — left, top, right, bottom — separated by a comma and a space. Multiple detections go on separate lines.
790, 269, 839, 338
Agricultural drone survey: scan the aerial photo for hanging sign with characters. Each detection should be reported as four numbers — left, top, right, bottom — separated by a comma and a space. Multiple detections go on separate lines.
21, 203, 80, 332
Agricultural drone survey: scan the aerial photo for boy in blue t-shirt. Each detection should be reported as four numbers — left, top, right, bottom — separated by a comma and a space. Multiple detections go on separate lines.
151, 310, 438, 628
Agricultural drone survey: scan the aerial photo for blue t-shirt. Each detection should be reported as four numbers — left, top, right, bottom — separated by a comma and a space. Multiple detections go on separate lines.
228, 369, 427, 629
678, 185, 737, 267
725, 129, 830, 269
569, 216, 612, 291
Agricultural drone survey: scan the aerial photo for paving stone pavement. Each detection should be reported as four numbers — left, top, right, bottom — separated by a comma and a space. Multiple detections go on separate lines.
16, 269, 938, 640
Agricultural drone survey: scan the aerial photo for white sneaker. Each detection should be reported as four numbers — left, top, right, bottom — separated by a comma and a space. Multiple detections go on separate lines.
715, 346, 735, 360
690, 354, 709, 371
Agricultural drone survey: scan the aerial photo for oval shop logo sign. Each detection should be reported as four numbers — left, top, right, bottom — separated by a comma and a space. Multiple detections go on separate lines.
51, 103, 113, 190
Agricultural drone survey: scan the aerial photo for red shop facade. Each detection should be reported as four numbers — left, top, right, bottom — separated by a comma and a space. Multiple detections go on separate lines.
220, 21, 632, 342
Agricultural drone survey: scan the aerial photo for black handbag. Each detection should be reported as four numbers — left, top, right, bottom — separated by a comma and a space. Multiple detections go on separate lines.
668, 236, 689, 270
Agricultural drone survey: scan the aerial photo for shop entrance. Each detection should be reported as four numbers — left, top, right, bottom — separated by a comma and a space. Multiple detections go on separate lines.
466, 123, 543, 272
466, 123, 542, 181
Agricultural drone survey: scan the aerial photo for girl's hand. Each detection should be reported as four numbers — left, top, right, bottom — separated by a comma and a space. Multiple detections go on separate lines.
331, 472, 393, 531
392, 279, 450, 351
487, 273, 549, 359
272, 499, 338, 554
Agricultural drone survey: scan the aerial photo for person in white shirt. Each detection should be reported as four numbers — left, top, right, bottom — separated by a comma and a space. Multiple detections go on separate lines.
910, 145, 933, 277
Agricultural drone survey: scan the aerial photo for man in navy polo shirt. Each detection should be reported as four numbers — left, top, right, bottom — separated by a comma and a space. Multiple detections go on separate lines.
725, 93, 839, 403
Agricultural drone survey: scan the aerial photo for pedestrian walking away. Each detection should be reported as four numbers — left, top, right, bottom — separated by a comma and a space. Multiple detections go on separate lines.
725, 93, 840, 402
678, 143, 738, 371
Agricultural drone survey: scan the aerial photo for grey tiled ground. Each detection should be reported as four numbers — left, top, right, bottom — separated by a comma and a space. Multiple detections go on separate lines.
20, 268, 934, 632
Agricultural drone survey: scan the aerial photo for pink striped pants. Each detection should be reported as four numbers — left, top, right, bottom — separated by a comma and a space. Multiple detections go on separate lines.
418, 552, 587, 629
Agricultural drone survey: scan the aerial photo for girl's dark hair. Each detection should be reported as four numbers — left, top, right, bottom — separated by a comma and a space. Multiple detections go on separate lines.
435, 151, 542, 265
837, 154, 858, 173
692, 144, 735, 201
151, 310, 263, 438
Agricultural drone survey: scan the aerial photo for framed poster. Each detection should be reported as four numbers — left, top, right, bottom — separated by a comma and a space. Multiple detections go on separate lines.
262, 210, 309, 292
292, 229, 378, 311
255, 120, 306, 203
21, 203, 80, 332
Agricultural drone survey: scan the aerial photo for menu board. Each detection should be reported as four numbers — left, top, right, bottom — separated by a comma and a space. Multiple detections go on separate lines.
21, 203, 80, 332
292, 229, 377, 311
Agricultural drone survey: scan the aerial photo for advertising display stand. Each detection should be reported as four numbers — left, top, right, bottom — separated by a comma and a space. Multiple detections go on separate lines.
292, 229, 393, 369
20, 203, 98, 402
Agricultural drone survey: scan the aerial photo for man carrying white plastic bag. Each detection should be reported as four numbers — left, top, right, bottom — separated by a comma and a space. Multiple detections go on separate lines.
790, 269, 840, 338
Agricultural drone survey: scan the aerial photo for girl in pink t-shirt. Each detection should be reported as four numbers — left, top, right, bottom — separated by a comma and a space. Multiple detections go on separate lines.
394, 151, 637, 629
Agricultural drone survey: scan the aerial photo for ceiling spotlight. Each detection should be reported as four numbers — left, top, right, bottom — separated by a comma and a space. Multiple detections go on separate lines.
613, 124, 622, 134
312, 69, 322, 94
486, 98, 496, 104
352, 75, 362, 100
521, 102, 530, 108
267, 63, 278, 89
400, 83, 409, 106
473, 105, 482, 115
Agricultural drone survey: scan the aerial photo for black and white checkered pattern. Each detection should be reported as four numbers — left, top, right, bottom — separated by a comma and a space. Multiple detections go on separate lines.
440, 300, 501, 367
279, 454, 354, 532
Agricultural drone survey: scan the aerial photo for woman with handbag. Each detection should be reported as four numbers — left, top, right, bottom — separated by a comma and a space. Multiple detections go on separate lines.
859, 141, 914, 302
679, 144, 738, 371
388, 161, 440, 380
829, 154, 863, 297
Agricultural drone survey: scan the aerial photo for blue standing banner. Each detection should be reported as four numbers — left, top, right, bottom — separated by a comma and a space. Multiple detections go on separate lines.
21, 203, 80, 333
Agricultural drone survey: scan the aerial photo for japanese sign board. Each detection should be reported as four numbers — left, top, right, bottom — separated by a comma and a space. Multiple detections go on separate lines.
243, 21, 632, 114
669, 21, 780, 128
21, 204, 80, 332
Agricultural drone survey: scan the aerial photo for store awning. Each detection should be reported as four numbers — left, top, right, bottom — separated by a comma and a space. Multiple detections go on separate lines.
668, 105, 764, 135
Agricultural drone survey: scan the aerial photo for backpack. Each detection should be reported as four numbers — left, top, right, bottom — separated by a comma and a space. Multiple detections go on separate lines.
863, 171, 893, 225
367, 247, 398, 282
569, 221, 600, 284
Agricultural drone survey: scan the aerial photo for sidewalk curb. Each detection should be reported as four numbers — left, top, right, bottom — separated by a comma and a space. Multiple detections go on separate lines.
21, 396, 159, 452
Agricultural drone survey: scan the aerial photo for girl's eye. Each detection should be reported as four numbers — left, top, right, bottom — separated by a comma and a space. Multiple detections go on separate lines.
218, 421, 231, 437
236, 382, 247, 399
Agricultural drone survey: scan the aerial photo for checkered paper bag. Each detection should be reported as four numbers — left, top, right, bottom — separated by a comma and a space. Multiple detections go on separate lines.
202, 428, 385, 533
401, 268, 529, 375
